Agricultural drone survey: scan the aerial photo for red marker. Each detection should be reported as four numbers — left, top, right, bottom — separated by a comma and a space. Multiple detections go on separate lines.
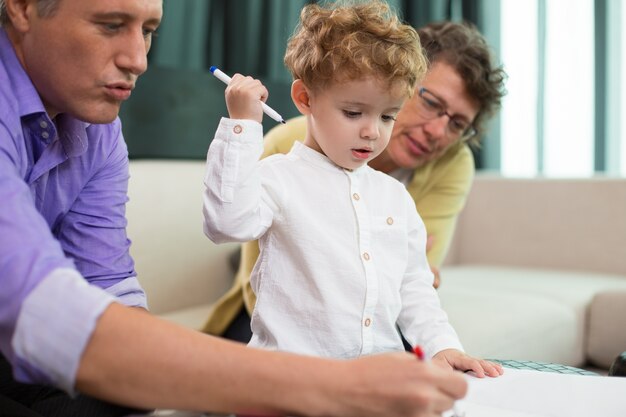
413, 345, 425, 361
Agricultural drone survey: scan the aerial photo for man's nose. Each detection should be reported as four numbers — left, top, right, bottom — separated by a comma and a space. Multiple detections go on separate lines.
116, 32, 149, 76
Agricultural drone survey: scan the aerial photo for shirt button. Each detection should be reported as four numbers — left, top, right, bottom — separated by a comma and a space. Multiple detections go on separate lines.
39, 120, 48, 129
364, 318, 372, 327
233, 124, 243, 134
386, 217, 394, 225
352, 193, 360, 201
362, 252, 370, 261
41, 131, 49, 139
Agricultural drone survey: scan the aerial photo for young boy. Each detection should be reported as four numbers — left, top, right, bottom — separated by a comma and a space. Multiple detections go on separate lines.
203, 0, 501, 377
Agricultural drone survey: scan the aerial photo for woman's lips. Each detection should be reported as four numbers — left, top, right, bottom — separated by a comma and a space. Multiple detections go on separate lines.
404, 134, 429, 157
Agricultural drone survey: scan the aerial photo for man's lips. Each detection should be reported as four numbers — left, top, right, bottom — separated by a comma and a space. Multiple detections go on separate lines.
104, 82, 134, 101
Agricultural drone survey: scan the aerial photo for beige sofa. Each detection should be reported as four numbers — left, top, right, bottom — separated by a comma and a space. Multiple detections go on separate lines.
126, 160, 626, 370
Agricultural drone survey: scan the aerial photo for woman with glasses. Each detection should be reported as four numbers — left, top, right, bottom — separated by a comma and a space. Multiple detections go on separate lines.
203, 21, 507, 343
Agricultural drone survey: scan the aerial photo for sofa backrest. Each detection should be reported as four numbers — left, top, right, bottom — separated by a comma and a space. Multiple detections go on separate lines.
126, 160, 238, 315
446, 175, 626, 276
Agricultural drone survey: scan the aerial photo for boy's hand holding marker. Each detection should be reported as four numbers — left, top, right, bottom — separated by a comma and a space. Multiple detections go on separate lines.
210, 66, 286, 124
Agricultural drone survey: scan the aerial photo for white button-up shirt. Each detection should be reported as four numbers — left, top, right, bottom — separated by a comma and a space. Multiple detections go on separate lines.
204, 118, 463, 359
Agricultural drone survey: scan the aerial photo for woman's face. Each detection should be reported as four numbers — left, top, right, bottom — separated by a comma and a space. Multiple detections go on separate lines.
383, 61, 480, 169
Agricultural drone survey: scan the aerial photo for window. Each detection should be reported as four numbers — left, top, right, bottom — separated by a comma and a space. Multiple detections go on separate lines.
500, 0, 538, 177
601, 0, 625, 175
500, 0, 597, 177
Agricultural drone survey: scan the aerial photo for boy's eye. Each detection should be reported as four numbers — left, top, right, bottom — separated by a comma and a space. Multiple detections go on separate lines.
382, 114, 397, 122
343, 110, 361, 118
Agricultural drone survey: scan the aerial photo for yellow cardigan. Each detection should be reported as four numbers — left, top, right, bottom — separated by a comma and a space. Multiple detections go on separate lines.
202, 115, 475, 335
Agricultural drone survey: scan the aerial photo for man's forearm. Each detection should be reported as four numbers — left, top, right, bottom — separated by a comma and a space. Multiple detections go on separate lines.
76, 303, 338, 415
77, 303, 467, 417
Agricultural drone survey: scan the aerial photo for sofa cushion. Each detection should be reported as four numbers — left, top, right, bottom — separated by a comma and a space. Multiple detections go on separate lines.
438, 266, 626, 366
439, 280, 578, 364
159, 303, 215, 330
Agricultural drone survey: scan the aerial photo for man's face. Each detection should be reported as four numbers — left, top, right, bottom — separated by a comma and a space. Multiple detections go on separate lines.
303, 77, 405, 171
385, 61, 480, 169
14, 0, 162, 122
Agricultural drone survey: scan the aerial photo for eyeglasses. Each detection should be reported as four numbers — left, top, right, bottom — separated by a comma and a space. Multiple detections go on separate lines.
416, 87, 477, 142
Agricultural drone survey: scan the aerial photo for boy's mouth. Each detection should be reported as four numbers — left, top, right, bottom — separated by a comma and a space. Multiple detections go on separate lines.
352, 148, 372, 160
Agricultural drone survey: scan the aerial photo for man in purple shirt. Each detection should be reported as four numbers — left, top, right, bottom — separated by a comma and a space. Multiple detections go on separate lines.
0, 0, 467, 416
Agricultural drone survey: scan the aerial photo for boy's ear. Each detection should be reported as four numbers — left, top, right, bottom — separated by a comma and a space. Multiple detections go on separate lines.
291, 79, 312, 115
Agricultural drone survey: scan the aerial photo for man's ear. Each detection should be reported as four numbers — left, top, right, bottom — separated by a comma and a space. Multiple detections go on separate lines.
5, 0, 37, 32
291, 79, 312, 115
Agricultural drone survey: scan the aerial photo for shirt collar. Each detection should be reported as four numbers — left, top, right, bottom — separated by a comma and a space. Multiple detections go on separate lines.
56, 114, 90, 157
0, 28, 47, 118
1, 28, 90, 157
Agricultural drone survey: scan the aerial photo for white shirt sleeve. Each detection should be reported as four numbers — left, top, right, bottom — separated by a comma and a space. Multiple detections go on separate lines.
396, 191, 464, 358
203, 117, 278, 243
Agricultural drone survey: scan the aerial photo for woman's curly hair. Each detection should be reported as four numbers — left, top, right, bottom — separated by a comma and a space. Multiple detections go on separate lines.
284, 0, 427, 98
419, 21, 507, 139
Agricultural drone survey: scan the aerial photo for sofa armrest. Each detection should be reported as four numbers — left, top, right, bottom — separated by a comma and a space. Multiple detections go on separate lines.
127, 160, 237, 316
587, 291, 626, 369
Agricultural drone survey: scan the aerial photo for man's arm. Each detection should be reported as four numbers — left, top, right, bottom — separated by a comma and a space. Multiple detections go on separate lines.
60, 122, 146, 307
0, 117, 159, 391
78, 302, 467, 417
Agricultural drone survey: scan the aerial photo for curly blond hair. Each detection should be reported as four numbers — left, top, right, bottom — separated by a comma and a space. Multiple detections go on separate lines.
284, 0, 426, 98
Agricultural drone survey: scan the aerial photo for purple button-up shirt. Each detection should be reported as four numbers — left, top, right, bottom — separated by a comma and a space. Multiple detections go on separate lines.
0, 28, 146, 393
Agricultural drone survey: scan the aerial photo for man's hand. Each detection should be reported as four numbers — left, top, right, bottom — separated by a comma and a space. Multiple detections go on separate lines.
335, 352, 468, 417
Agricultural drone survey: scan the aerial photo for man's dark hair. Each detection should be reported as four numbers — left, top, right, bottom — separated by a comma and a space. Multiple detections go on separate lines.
0, 0, 60, 27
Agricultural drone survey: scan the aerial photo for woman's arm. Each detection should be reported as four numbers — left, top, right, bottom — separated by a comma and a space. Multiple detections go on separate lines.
409, 144, 475, 268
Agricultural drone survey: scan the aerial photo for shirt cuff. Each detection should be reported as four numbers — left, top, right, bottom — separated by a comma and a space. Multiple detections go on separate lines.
105, 276, 147, 309
11, 267, 115, 394
216, 117, 264, 143
424, 334, 465, 359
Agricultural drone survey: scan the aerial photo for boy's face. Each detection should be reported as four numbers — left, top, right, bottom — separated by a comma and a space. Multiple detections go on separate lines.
303, 77, 405, 171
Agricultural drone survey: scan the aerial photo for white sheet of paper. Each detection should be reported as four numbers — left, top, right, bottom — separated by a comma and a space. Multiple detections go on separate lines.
444, 368, 626, 417
444, 401, 546, 417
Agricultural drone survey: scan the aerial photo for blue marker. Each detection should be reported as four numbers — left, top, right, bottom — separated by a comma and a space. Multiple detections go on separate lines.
210, 66, 286, 124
